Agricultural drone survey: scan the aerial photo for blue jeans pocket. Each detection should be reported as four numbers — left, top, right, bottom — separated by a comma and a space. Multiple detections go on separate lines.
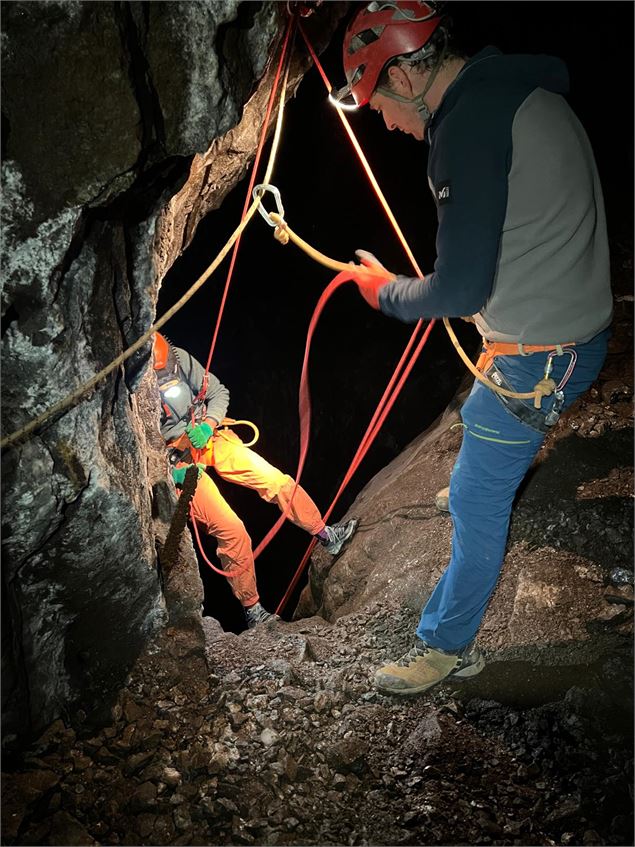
484, 357, 554, 434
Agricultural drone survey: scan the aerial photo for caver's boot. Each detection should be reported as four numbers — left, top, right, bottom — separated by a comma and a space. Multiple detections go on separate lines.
374, 639, 484, 696
320, 518, 359, 556
244, 602, 279, 630
435, 485, 450, 513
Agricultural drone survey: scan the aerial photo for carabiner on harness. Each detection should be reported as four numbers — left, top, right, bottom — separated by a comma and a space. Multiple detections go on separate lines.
542, 347, 577, 426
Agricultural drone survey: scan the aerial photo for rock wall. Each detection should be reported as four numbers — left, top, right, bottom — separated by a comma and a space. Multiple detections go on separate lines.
1, 0, 346, 745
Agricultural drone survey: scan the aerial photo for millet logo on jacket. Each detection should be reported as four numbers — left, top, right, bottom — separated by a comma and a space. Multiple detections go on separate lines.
436, 181, 451, 204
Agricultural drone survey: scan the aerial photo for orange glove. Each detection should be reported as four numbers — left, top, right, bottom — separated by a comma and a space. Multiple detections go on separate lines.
349, 250, 396, 310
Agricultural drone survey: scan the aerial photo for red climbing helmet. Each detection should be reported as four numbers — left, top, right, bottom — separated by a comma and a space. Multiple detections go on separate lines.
340, 1, 443, 107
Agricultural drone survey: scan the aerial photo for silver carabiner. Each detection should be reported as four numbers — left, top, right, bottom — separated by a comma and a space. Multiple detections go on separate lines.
253, 183, 285, 228
544, 389, 565, 427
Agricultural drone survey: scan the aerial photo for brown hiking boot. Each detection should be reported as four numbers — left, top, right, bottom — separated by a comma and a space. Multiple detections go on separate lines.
435, 485, 450, 512
374, 640, 485, 696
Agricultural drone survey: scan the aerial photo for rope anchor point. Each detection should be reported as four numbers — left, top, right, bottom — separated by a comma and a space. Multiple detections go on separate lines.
253, 183, 286, 228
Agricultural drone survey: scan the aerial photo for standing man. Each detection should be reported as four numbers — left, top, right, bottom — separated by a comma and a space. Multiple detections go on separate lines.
335, 1, 613, 693
153, 333, 357, 629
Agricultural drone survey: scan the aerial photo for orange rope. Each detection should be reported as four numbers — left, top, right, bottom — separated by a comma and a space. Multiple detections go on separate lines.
298, 21, 425, 280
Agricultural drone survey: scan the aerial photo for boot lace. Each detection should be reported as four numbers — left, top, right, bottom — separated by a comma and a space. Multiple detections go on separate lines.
246, 604, 273, 627
396, 642, 430, 667
328, 523, 348, 544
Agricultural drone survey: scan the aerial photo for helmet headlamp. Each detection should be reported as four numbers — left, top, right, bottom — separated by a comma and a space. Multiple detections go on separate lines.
328, 85, 360, 111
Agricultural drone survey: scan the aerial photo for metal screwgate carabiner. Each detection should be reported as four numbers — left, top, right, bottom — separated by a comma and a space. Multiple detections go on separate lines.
253, 183, 286, 227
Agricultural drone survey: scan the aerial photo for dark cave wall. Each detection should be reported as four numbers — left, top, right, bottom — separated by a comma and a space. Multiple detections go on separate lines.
1, 0, 346, 744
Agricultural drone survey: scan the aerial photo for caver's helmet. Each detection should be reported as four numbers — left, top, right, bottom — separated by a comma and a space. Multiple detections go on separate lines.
340, 1, 443, 107
153, 333, 183, 398
153, 333, 171, 371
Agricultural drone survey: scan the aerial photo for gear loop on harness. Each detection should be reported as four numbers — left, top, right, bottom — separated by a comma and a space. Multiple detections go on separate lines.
217, 417, 260, 449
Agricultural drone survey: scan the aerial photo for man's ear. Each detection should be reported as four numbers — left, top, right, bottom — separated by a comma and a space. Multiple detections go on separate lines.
387, 63, 416, 97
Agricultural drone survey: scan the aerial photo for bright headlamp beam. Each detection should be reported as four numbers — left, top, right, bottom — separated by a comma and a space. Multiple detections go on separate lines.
327, 91, 359, 111
162, 385, 181, 398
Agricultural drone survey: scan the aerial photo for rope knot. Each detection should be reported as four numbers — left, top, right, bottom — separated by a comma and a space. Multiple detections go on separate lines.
274, 225, 290, 245
532, 377, 556, 409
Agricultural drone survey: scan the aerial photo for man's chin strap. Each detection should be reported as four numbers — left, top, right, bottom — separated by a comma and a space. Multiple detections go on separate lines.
374, 29, 448, 123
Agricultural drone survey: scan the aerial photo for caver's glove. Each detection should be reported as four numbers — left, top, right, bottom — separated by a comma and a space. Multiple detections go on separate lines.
348, 249, 396, 310
185, 421, 214, 449
171, 463, 206, 487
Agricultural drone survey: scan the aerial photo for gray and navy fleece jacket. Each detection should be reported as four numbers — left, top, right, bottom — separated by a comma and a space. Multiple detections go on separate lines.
378, 47, 613, 345
159, 346, 229, 443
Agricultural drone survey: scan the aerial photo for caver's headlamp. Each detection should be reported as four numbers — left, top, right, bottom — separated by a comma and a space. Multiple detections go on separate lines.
159, 378, 182, 399
328, 85, 359, 111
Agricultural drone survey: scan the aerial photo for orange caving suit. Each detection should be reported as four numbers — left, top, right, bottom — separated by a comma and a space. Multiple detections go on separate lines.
157, 343, 325, 605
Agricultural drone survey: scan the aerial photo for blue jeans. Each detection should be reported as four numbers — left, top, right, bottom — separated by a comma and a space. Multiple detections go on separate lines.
417, 328, 610, 652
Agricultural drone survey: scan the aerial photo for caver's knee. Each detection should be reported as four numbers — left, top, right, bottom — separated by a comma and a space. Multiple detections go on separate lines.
263, 472, 295, 502
214, 516, 252, 550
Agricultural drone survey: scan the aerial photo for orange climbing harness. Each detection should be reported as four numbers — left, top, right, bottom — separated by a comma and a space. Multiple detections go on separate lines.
476, 340, 576, 372
2, 10, 570, 614
191, 23, 574, 603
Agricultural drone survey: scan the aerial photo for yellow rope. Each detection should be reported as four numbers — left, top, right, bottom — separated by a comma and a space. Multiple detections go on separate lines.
1, 41, 292, 451
268, 214, 553, 408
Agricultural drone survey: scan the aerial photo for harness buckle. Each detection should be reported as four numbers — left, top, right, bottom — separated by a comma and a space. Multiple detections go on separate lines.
253, 183, 285, 228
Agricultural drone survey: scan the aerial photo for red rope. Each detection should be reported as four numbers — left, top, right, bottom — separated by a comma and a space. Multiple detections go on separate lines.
191, 517, 254, 578
275, 303, 433, 614
204, 16, 295, 379
195, 20, 436, 607
298, 22, 425, 279
273, 25, 439, 615
252, 272, 351, 558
